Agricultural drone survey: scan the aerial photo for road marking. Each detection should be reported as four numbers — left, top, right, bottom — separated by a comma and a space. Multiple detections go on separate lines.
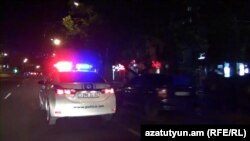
127, 128, 141, 137
17, 84, 20, 87
4, 92, 12, 100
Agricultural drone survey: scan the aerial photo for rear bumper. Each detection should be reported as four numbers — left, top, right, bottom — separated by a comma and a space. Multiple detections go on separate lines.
49, 96, 116, 118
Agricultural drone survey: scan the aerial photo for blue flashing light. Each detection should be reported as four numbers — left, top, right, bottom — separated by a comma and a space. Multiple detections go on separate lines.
224, 62, 231, 78
76, 64, 93, 71
239, 63, 245, 76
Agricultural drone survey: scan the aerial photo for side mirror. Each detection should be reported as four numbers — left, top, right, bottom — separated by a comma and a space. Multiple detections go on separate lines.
38, 80, 45, 85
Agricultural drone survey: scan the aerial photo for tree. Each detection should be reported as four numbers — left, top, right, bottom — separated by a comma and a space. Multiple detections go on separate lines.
62, 0, 98, 44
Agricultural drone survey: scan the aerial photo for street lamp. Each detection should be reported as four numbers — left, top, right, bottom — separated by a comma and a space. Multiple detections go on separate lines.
36, 65, 40, 69
52, 38, 61, 46
3, 53, 8, 57
74, 1, 79, 7
51, 38, 62, 46
23, 58, 28, 63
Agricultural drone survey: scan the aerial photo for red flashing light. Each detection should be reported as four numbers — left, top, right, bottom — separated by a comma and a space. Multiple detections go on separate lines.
54, 61, 73, 72
152, 61, 161, 69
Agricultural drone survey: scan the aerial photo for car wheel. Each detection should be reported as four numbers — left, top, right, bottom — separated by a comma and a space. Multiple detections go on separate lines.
45, 100, 57, 125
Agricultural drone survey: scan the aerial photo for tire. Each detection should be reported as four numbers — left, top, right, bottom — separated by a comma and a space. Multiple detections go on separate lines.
45, 100, 57, 125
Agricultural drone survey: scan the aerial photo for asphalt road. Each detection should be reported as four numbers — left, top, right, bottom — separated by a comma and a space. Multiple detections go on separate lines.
0, 76, 23, 99
0, 77, 249, 141
0, 77, 142, 141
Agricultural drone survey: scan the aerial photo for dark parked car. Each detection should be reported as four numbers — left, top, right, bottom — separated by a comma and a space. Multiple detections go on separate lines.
116, 73, 196, 119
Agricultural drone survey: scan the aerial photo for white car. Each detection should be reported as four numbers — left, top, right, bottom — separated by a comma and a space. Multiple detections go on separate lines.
38, 61, 116, 125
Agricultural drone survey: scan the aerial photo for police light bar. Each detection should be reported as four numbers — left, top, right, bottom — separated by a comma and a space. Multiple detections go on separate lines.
54, 61, 73, 72
54, 61, 95, 72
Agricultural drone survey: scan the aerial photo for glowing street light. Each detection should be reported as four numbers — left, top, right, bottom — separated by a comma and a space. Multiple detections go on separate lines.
52, 53, 56, 57
53, 38, 61, 46
23, 58, 28, 63
74, 1, 79, 7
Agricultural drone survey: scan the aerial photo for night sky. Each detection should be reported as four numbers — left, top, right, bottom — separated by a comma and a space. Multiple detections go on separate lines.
1, 0, 250, 58
1, 0, 68, 53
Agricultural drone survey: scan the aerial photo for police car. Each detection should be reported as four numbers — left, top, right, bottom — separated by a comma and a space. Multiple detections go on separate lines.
38, 60, 116, 125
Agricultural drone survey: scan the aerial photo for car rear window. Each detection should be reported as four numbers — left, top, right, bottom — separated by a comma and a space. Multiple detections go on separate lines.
57, 72, 105, 83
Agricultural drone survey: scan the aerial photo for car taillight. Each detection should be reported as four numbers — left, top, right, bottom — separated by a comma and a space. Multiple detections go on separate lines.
157, 88, 168, 98
102, 88, 114, 94
56, 89, 76, 95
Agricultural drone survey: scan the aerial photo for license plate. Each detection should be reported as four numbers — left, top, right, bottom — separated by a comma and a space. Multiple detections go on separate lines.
175, 91, 190, 96
77, 91, 100, 98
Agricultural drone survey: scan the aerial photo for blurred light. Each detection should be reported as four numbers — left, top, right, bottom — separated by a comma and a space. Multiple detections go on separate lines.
131, 60, 136, 64
23, 58, 28, 63
157, 88, 167, 98
74, 2, 79, 7
245, 65, 249, 74
224, 62, 230, 78
198, 56, 205, 60
239, 63, 245, 76
156, 68, 160, 74
152, 61, 161, 69
54, 61, 73, 72
217, 64, 223, 69
76, 64, 93, 71
103, 88, 114, 94
56, 89, 64, 95
52, 38, 61, 46
245, 68, 249, 74
52, 53, 56, 57
165, 64, 169, 69
4, 53, 8, 57
198, 53, 206, 60
13, 68, 18, 74
36, 65, 40, 69
112, 64, 125, 71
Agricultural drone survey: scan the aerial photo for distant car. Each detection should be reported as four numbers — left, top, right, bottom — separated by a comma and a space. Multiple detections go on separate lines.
38, 61, 116, 125
24, 71, 42, 77
116, 73, 196, 118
